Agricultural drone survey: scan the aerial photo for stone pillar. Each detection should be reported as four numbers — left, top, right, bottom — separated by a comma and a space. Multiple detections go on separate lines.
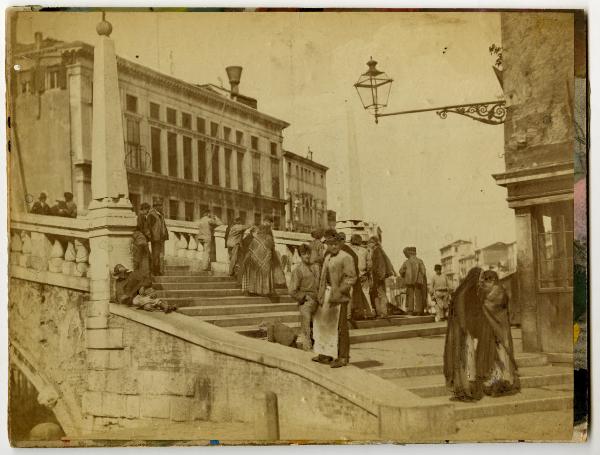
85, 14, 137, 346
206, 144, 214, 185
218, 146, 226, 188
243, 151, 252, 193
89, 23, 130, 208
191, 139, 199, 181
514, 207, 539, 352
177, 134, 184, 179
160, 129, 169, 176
231, 150, 239, 191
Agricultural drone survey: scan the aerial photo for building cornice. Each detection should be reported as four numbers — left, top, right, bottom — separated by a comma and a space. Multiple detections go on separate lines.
492, 161, 574, 187
18, 41, 290, 132
284, 150, 329, 171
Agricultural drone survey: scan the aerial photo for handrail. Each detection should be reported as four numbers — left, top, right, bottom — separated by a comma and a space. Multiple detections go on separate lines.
11, 212, 91, 238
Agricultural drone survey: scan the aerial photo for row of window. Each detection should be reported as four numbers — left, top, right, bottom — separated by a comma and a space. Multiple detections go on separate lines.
286, 161, 325, 187
125, 94, 279, 155
130, 193, 281, 228
126, 122, 282, 198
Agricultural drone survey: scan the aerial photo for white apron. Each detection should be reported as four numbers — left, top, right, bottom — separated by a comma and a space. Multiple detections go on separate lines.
312, 286, 341, 358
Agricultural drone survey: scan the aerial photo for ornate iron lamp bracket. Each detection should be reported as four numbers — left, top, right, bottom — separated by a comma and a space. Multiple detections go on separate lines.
436, 100, 506, 125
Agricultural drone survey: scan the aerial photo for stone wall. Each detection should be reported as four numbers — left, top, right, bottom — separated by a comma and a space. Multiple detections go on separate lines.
501, 12, 574, 172
81, 304, 454, 441
8, 278, 89, 436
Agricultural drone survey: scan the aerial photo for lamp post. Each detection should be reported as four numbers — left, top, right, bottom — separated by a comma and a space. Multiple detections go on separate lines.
354, 58, 506, 125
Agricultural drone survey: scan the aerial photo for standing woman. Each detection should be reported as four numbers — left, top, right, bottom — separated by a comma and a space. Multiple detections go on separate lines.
444, 267, 520, 402
444, 266, 486, 402
240, 217, 285, 296
477, 270, 520, 396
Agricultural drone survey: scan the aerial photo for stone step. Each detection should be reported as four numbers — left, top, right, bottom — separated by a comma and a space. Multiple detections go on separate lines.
155, 282, 242, 291
442, 386, 573, 420
365, 353, 550, 379
156, 288, 289, 298
179, 302, 299, 317
349, 322, 447, 344
161, 295, 295, 308
153, 275, 237, 283
162, 271, 217, 277
389, 365, 573, 398
195, 311, 301, 328
353, 315, 435, 329
165, 265, 190, 270
156, 289, 247, 298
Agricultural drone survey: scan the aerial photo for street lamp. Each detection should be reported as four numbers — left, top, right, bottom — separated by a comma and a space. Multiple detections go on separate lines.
354, 57, 506, 125
353, 57, 393, 124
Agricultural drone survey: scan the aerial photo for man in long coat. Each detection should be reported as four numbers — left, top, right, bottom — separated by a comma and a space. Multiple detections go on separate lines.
313, 231, 357, 368
368, 236, 395, 318
399, 246, 427, 315
145, 198, 169, 276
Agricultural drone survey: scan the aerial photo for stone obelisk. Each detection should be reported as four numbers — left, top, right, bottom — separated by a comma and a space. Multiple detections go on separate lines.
344, 100, 364, 220
85, 13, 137, 348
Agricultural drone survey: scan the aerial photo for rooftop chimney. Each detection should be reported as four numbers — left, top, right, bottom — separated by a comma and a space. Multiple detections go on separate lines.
225, 66, 242, 98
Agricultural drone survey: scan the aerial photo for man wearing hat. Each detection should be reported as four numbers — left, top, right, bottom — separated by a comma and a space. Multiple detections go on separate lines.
289, 243, 320, 350
313, 230, 357, 368
30, 192, 50, 215
368, 235, 395, 318
197, 210, 223, 272
399, 246, 428, 316
112, 264, 151, 306
430, 264, 451, 321
145, 198, 169, 276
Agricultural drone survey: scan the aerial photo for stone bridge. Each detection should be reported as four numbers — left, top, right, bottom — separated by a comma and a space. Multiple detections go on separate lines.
8, 213, 454, 444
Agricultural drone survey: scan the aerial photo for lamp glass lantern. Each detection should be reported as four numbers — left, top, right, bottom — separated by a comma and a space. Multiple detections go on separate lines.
354, 58, 393, 122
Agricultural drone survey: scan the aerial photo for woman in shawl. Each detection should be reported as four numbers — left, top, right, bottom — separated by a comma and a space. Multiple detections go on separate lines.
443, 267, 519, 402
477, 270, 520, 396
239, 217, 285, 296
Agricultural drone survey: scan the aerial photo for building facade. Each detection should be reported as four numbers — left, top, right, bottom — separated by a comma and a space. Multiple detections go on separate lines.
12, 33, 289, 227
282, 150, 328, 232
493, 12, 583, 354
439, 240, 474, 289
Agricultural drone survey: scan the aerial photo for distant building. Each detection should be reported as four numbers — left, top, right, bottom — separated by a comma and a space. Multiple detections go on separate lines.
283, 150, 328, 233
12, 33, 289, 227
336, 220, 381, 244
475, 241, 517, 274
458, 254, 477, 280
439, 240, 474, 289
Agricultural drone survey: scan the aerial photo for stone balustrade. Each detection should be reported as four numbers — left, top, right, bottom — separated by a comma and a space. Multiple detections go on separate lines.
163, 219, 312, 278
10, 212, 91, 292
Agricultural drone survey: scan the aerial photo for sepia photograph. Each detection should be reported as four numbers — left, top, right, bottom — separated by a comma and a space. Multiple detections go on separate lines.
4, 6, 588, 446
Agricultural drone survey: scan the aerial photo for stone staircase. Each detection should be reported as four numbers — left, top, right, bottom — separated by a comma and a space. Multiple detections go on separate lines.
154, 264, 445, 342
154, 264, 573, 433
361, 348, 573, 430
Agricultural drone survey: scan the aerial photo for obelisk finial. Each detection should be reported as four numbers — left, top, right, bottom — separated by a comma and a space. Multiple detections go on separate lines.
96, 11, 113, 37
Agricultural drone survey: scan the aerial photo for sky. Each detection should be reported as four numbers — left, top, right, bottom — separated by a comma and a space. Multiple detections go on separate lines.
14, 11, 515, 269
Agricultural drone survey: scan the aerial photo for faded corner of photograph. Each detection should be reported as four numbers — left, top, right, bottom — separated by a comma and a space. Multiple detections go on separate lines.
5, 8, 587, 447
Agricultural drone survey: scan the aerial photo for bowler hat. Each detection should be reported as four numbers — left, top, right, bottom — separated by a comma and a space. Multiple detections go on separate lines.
323, 230, 339, 244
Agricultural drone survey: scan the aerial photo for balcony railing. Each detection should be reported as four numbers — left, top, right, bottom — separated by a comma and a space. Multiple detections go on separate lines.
125, 142, 151, 171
